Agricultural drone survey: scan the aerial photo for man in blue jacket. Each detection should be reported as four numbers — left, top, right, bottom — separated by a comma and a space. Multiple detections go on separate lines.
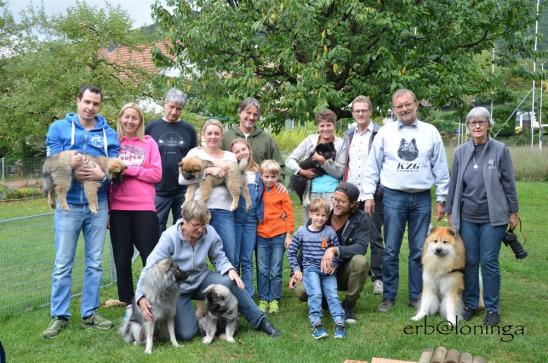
42, 85, 120, 339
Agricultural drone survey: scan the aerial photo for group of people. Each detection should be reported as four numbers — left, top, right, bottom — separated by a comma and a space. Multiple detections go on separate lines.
42, 85, 519, 342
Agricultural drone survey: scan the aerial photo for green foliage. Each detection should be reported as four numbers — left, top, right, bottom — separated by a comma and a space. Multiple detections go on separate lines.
4, 187, 42, 200
0, 2, 158, 158
272, 122, 318, 157
153, 0, 537, 129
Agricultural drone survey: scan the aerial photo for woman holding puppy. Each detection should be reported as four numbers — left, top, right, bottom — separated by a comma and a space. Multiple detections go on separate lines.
109, 103, 162, 306
286, 109, 348, 217
179, 119, 239, 266
446, 107, 519, 326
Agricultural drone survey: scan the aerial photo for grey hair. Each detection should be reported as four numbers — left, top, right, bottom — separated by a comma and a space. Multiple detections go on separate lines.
392, 88, 417, 104
164, 88, 187, 107
181, 200, 211, 224
465, 107, 494, 126
238, 97, 262, 114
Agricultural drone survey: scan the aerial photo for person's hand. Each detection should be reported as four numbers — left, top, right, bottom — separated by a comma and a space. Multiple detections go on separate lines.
276, 182, 288, 194
364, 199, 375, 217
321, 247, 336, 274
298, 169, 317, 179
206, 166, 225, 178
138, 297, 153, 321
284, 234, 292, 249
435, 202, 445, 222
289, 271, 302, 288
75, 161, 105, 181
311, 152, 326, 165
227, 269, 245, 289
69, 152, 85, 169
509, 212, 520, 229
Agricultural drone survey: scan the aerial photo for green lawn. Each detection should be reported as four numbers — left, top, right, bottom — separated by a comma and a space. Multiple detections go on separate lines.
0, 184, 547, 363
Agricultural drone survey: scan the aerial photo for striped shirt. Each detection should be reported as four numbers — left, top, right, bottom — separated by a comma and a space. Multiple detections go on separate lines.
288, 224, 340, 272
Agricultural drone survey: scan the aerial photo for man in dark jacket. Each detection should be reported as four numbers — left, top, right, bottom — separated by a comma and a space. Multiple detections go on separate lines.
289, 182, 371, 324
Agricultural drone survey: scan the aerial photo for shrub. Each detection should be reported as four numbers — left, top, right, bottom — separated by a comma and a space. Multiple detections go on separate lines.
5, 187, 43, 200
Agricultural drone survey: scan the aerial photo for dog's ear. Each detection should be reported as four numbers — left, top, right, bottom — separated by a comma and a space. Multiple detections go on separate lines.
428, 224, 436, 235
446, 227, 456, 237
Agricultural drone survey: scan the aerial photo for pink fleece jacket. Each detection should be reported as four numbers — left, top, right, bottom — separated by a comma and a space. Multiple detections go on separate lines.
109, 135, 162, 211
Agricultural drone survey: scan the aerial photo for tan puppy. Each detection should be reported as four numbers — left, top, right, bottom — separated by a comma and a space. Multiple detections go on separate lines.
42, 150, 126, 214
411, 226, 465, 324
178, 155, 251, 211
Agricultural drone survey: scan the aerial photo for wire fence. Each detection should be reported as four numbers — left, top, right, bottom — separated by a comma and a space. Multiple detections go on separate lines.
0, 157, 43, 182
0, 212, 117, 318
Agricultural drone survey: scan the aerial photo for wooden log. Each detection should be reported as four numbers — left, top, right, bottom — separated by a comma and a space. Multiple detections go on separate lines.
458, 352, 473, 363
445, 349, 461, 363
418, 348, 434, 363
472, 357, 486, 363
431, 346, 448, 363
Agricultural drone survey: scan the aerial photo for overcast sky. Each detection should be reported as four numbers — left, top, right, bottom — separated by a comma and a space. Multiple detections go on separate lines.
7, 0, 158, 28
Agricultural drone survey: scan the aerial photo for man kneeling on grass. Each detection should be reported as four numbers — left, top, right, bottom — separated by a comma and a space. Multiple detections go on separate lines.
288, 198, 346, 339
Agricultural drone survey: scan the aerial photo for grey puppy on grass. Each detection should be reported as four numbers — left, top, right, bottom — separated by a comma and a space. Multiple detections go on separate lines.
198, 284, 239, 344
119, 258, 188, 354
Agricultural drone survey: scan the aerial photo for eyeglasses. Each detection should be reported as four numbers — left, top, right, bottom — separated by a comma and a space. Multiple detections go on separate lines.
352, 109, 370, 114
467, 120, 488, 126
331, 196, 349, 205
393, 102, 415, 111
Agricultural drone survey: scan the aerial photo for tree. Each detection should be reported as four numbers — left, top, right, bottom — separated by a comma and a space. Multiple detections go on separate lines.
0, 2, 156, 157
153, 0, 538, 129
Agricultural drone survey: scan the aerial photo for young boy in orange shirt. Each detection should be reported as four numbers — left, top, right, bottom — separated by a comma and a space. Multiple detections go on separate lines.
256, 160, 295, 313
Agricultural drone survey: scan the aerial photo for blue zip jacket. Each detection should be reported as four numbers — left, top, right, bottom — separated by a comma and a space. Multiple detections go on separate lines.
45, 112, 120, 205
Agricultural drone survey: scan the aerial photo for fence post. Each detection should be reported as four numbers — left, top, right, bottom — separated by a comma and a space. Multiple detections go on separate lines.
1, 157, 4, 182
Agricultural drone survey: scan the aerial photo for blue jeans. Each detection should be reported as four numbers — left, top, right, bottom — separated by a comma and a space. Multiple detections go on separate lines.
155, 190, 185, 235
303, 267, 345, 325
256, 234, 285, 301
174, 271, 265, 340
382, 188, 431, 302
51, 200, 109, 319
234, 184, 258, 297
459, 220, 505, 312
210, 209, 236, 266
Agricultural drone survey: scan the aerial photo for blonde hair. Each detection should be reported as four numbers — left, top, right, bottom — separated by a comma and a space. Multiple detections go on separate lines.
259, 159, 281, 176
117, 103, 145, 140
202, 118, 224, 136
230, 138, 259, 172
181, 200, 211, 224
351, 95, 372, 112
309, 198, 330, 215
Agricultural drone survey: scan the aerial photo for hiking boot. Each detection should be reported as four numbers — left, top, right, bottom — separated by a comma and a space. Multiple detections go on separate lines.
378, 299, 394, 313
311, 323, 328, 340
82, 311, 113, 330
269, 300, 279, 314
483, 310, 500, 326
372, 280, 384, 295
334, 324, 346, 339
258, 300, 269, 313
42, 317, 68, 339
259, 318, 282, 337
343, 300, 356, 324
408, 299, 420, 310
462, 306, 475, 321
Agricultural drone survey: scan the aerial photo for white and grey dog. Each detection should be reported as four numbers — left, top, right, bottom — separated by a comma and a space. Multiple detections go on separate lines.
119, 258, 188, 354
199, 284, 239, 344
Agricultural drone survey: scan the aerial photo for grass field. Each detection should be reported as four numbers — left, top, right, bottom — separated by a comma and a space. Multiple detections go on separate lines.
0, 183, 547, 363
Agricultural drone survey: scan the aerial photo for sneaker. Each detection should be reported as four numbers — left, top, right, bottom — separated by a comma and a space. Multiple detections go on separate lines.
462, 306, 475, 321
483, 310, 500, 326
342, 300, 356, 324
258, 300, 269, 313
372, 280, 384, 295
334, 324, 346, 339
311, 323, 328, 340
269, 300, 279, 314
378, 299, 394, 313
82, 311, 113, 330
408, 299, 420, 310
42, 317, 68, 339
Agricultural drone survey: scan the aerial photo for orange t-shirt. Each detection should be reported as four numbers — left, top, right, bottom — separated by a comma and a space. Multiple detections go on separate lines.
257, 186, 295, 238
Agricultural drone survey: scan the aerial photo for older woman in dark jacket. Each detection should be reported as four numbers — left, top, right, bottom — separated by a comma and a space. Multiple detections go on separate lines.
446, 107, 519, 326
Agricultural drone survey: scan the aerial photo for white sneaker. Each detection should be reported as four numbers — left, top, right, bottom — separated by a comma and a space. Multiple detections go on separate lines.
372, 280, 383, 295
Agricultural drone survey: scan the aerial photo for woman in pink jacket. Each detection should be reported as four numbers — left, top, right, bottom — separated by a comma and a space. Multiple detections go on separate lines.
109, 103, 162, 306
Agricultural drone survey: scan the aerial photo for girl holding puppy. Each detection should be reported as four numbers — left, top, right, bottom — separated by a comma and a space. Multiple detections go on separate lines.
230, 139, 261, 298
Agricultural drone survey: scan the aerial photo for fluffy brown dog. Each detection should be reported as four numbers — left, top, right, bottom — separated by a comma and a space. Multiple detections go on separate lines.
178, 155, 251, 211
411, 226, 465, 324
42, 150, 126, 214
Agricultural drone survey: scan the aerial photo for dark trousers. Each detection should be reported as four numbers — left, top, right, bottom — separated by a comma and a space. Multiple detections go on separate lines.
358, 197, 384, 282
155, 190, 185, 235
109, 210, 159, 303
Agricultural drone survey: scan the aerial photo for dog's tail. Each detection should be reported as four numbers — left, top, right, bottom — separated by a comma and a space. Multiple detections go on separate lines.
42, 160, 52, 196
238, 157, 249, 173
